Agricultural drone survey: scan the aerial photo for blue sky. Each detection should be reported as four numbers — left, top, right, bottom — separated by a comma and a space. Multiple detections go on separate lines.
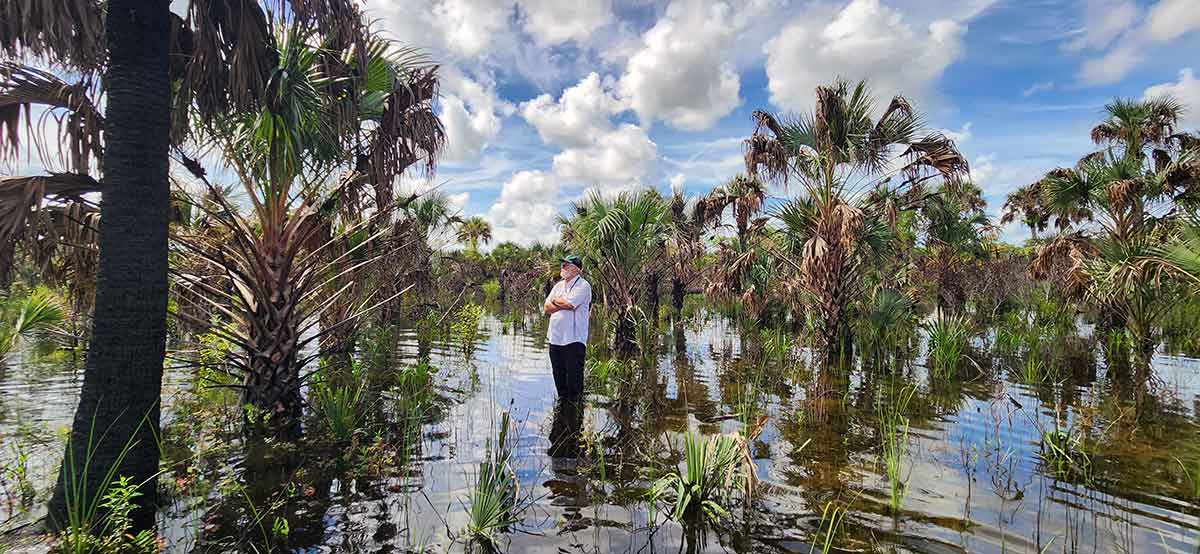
357, 0, 1200, 245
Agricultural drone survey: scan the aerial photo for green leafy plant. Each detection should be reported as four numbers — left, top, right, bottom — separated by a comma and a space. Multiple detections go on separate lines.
451, 303, 484, 357
463, 411, 533, 549
648, 431, 753, 524
924, 313, 971, 378
0, 287, 65, 361
311, 361, 370, 444
53, 476, 156, 554
878, 386, 915, 515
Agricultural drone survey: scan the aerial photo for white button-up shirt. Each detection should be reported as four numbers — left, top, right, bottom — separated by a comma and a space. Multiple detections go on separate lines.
545, 275, 592, 346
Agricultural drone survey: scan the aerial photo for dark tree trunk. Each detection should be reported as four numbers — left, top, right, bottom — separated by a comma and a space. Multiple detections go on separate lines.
49, 0, 171, 532
644, 271, 659, 318
671, 276, 686, 313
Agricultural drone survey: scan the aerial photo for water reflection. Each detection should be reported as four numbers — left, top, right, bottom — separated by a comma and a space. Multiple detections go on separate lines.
2, 306, 1200, 553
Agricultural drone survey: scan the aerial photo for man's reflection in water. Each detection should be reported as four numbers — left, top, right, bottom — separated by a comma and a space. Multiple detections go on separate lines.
545, 399, 588, 511
548, 399, 584, 458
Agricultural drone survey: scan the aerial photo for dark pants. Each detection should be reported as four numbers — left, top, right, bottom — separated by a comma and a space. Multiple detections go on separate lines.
549, 342, 586, 399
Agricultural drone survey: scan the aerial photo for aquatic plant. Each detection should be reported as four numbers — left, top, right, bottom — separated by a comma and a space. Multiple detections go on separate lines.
648, 431, 753, 524
1039, 417, 1091, 478
585, 357, 630, 395
451, 303, 484, 357
480, 279, 501, 301
311, 362, 370, 444
811, 501, 848, 554
878, 386, 915, 516
0, 286, 65, 361
463, 411, 533, 548
924, 313, 971, 377
52, 476, 156, 554
856, 288, 916, 362
760, 327, 797, 362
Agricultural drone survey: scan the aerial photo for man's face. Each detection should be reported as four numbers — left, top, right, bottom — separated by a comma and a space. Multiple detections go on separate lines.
560, 262, 579, 280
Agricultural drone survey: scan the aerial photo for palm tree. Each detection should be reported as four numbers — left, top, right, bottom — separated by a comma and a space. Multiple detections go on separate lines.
747, 79, 968, 356
559, 190, 669, 355
3, 0, 409, 529
919, 182, 992, 312
1000, 183, 1050, 241
457, 216, 493, 253
1030, 97, 1198, 357
664, 191, 712, 312
705, 174, 766, 249
171, 25, 445, 432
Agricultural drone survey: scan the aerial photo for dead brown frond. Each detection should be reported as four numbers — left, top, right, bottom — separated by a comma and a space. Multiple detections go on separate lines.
1031, 232, 1095, 301
900, 133, 970, 188
0, 173, 101, 242
186, 0, 277, 120
0, 0, 103, 69
0, 63, 104, 173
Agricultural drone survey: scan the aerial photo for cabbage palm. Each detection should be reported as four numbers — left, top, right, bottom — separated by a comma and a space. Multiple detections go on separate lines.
172, 26, 445, 431
1031, 97, 1199, 356
457, 216, 493, 253
748, 79, 968, 356
1000, 183, 1050, 241
560, 191, 669, 355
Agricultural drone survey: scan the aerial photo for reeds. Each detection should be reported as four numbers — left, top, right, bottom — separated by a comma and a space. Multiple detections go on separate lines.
585, 357, 630, 395
878, 386, 915, 515
463, 411, 533, 549
924, 313, 971, 378
811, 501, 848, 554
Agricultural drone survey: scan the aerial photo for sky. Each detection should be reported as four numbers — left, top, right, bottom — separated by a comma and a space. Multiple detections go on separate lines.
148, 0, 1188, 247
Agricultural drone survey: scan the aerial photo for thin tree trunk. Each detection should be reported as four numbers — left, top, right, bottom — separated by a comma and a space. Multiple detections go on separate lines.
49, 0, 171, 532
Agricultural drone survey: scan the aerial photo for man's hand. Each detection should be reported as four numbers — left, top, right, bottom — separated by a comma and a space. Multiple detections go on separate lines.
543, 296, 575, 315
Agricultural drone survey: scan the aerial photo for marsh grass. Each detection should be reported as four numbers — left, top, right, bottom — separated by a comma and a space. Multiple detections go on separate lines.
312, 361, 371, 444
648, 431, 754, 524
811, 501, 848, 554
585, 357, 631, 395
54, 415, 157, 554
1039, 421, 1091, 478
924, 313, 971, 378
463, 411, 534, 549
878, 386, 915, 516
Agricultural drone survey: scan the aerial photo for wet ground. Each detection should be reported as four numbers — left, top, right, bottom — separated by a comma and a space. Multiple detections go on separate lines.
2, 305, 1199, 553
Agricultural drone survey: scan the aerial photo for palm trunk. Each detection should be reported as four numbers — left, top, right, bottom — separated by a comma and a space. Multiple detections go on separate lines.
671, 276, 685, 312
644, 271, 659, 317
49, 0, 171, 532
243, 243, 304, 435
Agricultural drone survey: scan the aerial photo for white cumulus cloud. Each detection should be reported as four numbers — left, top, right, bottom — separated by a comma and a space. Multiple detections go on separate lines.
1144, 68, 1200, 130
520, 72, 621, 148
617, 0, 751, 131
763, 0, 967, 113
552, 124, 658, 185
518, 0, 614, 46
486, 170, 563, 245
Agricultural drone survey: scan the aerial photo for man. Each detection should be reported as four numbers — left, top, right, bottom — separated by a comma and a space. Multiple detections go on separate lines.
543, 255, 591, 400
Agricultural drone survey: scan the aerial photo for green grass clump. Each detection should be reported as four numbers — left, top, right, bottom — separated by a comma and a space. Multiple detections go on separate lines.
924, 313, 971, 378
311, 362, 370, 444
53, 476, 157, 554
463, 411, 532, 549
585, 357, 630, 395
878, 386, 914, 516
811, 501, 848, 554
481, 279, 501, 301
648, 431, 753, 524
1040, 422, 1091, 477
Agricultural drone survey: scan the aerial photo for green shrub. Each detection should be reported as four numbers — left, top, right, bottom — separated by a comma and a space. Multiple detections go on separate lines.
924, 313, 971, 378
647, 431, 753, 524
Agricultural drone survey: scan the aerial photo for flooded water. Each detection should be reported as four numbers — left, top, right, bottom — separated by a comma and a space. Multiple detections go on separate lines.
3, 305, 1200, 553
